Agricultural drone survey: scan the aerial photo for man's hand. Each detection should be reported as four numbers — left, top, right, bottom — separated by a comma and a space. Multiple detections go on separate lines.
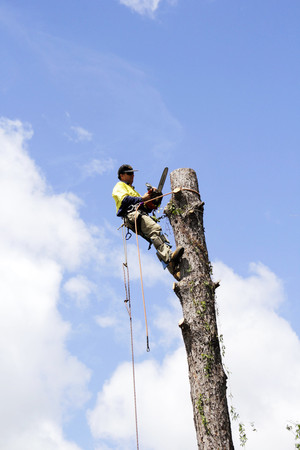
142, 191, 152, 202
142, 186, 159, 202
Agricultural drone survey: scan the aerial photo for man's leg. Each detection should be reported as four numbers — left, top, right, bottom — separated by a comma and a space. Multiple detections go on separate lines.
125, 211, 171, 263
125, 211, 184, 279
139, 214, 172, 264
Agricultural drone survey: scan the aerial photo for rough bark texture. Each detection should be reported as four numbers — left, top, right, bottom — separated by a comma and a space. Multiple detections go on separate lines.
165, 168, 234, 450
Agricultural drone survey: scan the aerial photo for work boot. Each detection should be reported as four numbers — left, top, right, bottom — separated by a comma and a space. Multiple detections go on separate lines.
173, 270, 181, 281
167, 246, 184, 280
167, 263, 181, 280
170, 246, 184, 264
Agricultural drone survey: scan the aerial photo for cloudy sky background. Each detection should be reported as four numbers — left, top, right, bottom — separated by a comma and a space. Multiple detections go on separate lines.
1, 0, 300, 449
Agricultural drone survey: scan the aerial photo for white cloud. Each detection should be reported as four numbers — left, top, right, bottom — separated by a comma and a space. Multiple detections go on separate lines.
119, 0, 177, 16
5, 421, 82, 450
83, 157, 115, 177
0, 117, 96, 448
95, 315, 118, 328
119, 0, 161, 16
87, 347, 197, 449
69, 125, 93, 142
64, 275, 96, 307
0, 120, 94, 270
213, 261, 299, 449
88, 260, 299, 449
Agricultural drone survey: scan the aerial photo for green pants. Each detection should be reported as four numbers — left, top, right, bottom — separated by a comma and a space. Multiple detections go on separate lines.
124, 210, 172, 265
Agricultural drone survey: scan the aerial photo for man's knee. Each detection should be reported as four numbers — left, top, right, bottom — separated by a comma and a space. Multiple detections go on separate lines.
140, 216, 161, 238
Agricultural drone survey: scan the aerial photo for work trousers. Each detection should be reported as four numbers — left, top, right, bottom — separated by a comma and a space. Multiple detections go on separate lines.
124, 210, 172, 264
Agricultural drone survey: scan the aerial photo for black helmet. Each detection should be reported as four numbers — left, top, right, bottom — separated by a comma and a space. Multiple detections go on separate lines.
118, 164, 138, 179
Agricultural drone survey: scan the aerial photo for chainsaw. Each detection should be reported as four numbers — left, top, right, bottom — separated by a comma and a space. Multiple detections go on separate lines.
145, 167, 168, 211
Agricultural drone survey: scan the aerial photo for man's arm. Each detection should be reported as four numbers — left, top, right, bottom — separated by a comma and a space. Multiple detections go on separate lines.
117, 192, 151, 217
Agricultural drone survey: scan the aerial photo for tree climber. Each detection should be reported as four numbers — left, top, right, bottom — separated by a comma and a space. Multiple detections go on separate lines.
112, 164, 184, 280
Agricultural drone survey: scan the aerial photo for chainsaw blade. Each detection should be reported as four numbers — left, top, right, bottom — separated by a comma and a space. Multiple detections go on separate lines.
157, 167, 168, 193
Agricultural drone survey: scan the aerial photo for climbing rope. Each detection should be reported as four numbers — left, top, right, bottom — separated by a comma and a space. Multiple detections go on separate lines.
121, 225, 139, 450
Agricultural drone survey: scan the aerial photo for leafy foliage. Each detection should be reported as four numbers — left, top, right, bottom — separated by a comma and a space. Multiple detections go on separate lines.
287, 422, 300, 449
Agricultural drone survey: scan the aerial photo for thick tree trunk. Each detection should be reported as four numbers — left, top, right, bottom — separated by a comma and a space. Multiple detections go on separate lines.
165, 168, 234, 450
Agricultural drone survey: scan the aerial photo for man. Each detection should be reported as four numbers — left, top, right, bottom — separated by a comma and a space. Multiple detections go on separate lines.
112, 164, 184, 280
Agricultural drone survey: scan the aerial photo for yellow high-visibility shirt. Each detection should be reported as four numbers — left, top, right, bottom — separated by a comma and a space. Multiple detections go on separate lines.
112, 181, 141, 213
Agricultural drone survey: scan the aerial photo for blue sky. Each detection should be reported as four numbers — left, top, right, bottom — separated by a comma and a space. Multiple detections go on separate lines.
0, 1, 300, 449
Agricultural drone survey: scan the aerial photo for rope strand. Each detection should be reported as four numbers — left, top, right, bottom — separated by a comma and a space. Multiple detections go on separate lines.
121, 226, 139, 450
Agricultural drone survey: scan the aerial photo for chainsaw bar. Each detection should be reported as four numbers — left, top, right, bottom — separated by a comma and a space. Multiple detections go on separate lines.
145, 167, 169, 211
145, 167, 168, 193
157, 167, 168, 193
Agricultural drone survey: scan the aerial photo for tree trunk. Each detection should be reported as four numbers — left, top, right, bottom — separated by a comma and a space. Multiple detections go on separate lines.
165, 168, 234, 450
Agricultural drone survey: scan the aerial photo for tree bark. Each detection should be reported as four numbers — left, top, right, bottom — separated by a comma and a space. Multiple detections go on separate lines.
165, 168, 234, 450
